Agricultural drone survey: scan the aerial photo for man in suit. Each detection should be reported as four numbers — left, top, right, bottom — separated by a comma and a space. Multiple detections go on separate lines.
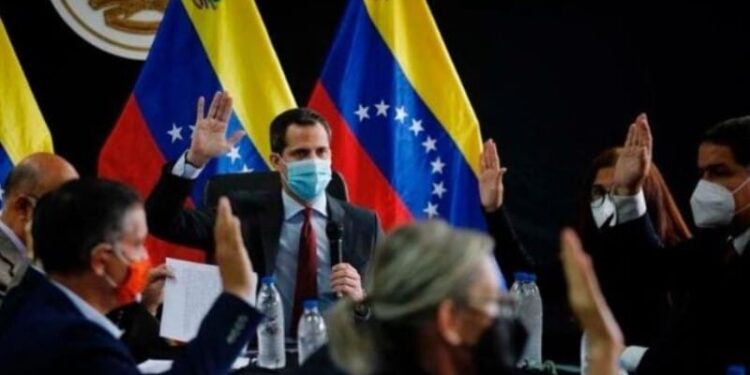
0, 178, 260, 374
596, 114, 750, 374
0, 152, 78, 302
147, 91, 382, 332
0, 153, 175, 361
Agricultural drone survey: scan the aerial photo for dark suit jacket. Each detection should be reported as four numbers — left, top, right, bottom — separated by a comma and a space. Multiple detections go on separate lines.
0, 265, 45, 337
603, 215, 750, 374
107, 302, 180, 362
583, 216, 676, 347
146, 163, 383, 279
0, 274, 261, 374
484, 207, 536, 285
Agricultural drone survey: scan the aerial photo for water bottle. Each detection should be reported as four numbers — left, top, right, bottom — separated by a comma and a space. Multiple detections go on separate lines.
297, 299, 328, 365
727, 365, 747, 375
257, 276, 286, 369
510, 272, 542, 366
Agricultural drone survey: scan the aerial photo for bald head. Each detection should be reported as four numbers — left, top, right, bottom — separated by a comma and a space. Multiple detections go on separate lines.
2, 153, 78, 246
4, 153, 79, 200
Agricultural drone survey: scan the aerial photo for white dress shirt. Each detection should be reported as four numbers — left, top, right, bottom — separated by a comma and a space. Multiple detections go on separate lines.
171, 152, 335, 331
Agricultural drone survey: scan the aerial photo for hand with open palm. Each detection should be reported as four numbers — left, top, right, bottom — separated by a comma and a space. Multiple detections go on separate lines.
479, 139, 508, 213
186, 91, 245, 167
613, 113, 652, 196
561, 228, 624, 375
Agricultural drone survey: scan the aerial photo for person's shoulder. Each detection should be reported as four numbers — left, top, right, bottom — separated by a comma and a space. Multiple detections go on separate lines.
227, 189, 279, 213
334, 198, 379, 223
3, 299, 111, 347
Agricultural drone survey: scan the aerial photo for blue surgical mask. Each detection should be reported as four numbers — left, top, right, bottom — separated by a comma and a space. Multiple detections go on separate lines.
283, 158, 332, 202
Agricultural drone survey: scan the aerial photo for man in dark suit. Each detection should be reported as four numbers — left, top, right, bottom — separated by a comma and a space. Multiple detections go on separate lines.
147, 91, 382, 332
0, 153, 78, 302
597, 115, 750, 374
0, 178, 260, 374
0, 153, 177, 362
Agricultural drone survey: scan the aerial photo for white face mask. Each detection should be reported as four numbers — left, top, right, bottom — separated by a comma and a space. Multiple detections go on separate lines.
591, 195, 617, 228
690, 178, 750, 228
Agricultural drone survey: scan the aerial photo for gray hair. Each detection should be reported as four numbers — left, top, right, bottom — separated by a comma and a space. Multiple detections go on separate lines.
327, 220, 494, 375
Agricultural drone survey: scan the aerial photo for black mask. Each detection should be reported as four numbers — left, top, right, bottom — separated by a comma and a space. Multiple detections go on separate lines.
471, 317, 528, 374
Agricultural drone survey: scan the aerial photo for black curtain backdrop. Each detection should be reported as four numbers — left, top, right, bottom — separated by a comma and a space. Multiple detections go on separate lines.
3, 1, 750, 363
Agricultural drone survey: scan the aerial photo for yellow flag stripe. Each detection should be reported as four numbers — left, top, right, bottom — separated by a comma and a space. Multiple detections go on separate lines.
182, 0, 296, 166
0, 17, 53, 163
363, 0, 482, 176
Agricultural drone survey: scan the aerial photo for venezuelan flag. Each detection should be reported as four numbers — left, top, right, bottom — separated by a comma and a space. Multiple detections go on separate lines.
0, 17, 54, 205
309, 0, 485, 230
99, 0, 295, 263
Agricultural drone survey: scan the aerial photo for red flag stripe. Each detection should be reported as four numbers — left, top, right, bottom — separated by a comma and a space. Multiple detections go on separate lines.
309, 82, 412, 230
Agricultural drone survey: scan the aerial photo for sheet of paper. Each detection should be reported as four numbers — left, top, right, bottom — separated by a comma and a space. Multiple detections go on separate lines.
159, 258, 222, 342
138, 357, 250, 373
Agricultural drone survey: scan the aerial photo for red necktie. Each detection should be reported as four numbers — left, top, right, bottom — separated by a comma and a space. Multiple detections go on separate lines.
292, 207, 318, 334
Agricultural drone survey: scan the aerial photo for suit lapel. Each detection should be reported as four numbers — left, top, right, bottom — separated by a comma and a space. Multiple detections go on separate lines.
259, 190, 284, 275
0, 230, 26, 281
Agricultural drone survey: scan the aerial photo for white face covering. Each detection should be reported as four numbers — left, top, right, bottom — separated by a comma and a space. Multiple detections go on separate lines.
591, 195, 617, 228
690, 178, 750, 228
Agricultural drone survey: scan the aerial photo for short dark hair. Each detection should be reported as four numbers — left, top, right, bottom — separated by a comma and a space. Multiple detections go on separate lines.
702, 115, 750, 167
269, 107, 331, 154
33, 178, 141, 275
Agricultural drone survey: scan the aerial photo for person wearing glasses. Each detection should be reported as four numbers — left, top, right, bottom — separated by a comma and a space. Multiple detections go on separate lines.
576, 140, 691, 348
325, 220, 623, 375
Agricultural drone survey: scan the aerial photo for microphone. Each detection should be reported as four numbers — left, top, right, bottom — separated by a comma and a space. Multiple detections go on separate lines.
326, 222, 344, 298
326, 221, 344, 266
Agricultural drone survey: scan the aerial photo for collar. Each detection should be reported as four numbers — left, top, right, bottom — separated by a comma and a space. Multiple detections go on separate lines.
732, 227, 750, 256
0, 216, 27, 256
50, 280, 123, 339
281, 189, 328, 221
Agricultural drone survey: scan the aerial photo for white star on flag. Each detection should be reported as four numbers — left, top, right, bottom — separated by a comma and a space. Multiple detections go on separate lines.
189, 125, 196, 139
423, 202, 439, 218
241, 164, 253, 173
409, 119, 424, 136
430, 156, 445, 174
167, 123, 183, 143
0, 186, 4, 202
394, 106, 408, 123
432, 181, 447, 198
354, 104, 370, 122
422, 136, 437, 153
374, 100, 390, 116
226, 145, 241, 164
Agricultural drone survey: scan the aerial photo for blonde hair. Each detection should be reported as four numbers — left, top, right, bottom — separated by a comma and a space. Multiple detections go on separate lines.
327, 220, 494, 375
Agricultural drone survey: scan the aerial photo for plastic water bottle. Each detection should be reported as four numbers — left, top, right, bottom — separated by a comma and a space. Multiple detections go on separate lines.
257, 276, 286, 369
297, 299, 328, 365
510, 272, 542, 366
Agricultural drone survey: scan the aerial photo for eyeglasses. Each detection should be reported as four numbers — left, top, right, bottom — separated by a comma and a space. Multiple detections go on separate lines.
464, 294, 519, 319
590, 184, 611, 208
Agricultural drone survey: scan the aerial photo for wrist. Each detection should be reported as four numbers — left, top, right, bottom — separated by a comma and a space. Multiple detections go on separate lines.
224, 285, 252, 302
483, 204, 501, 213
186, 150, 209, 168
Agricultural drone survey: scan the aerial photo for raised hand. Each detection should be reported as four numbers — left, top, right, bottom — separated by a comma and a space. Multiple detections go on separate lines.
479, 139, 507, 212
613, 113, 652, 196
560, 228, 623, 375
186, 91, 245, 167
214, 197, 255, 301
